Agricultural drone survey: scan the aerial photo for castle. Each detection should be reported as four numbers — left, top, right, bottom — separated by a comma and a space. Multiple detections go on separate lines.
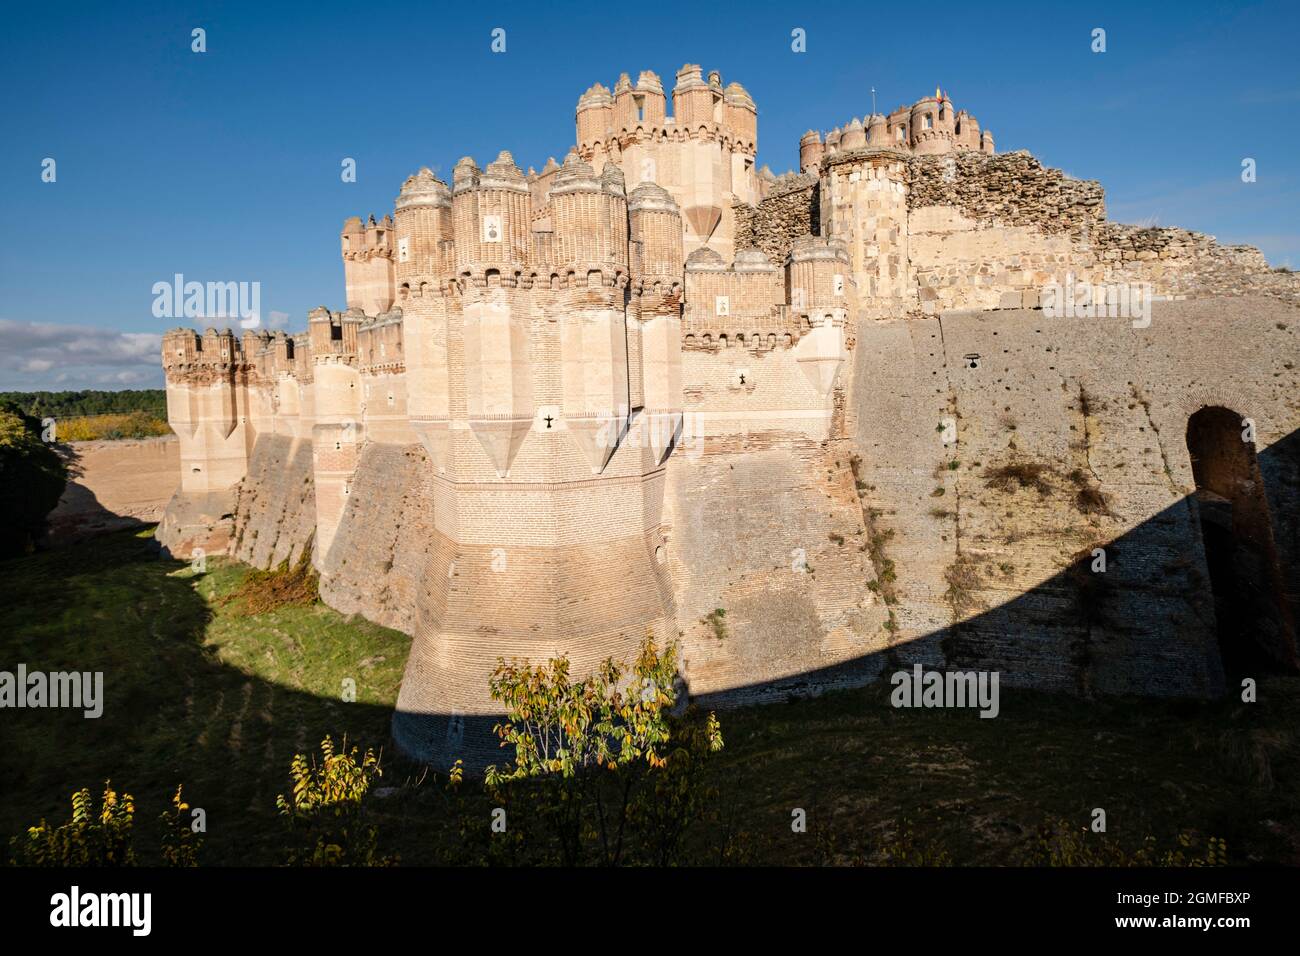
159, 67, 1300, 766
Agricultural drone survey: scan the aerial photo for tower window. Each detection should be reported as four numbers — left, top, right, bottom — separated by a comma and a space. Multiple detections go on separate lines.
924, 114, 934, 130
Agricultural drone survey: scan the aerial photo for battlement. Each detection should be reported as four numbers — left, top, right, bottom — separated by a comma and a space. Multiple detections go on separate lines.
575, 65, 756, 157
161, 326, 244, 371
800, 89, 994, 173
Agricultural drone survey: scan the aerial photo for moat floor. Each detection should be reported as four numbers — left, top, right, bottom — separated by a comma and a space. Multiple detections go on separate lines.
2, 528, 1295, 865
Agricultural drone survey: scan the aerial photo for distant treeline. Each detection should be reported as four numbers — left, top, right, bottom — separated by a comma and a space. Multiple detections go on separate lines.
0, 390, 167, 420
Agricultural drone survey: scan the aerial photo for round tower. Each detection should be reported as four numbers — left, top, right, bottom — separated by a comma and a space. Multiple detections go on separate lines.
841, 117, 867, 150
575, 83, 614, 156
629, 182, 683, 287
866, 113, 887, 147
452, 151, 531, 276
723, 82, 757, 153
799, 130, 824, 174
394, 167, 452, 286
635, 71, 667, 126
910, 94, 955, 156
612, 72, 638, 132
672, 64, 712, 130
953, 110, 979, 150
549, 152, 629, 274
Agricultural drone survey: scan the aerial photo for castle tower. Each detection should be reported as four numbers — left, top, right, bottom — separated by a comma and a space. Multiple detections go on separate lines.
341, 215, 396, 315
575, 83, 614, 165
866, 113, 888, 147
910, 93, 956, 155
787, 237, 852, 397
308, 306, 363, 564
954, 110, 980, 151
820, 146, 915, 318
394, 167, 453, 294
393, 147, 680, 768
800, 130, 825, 174
628, 182, 684, 461
452, 151, 533, 475
841, 117, 867, 151
549, 154, 632, 473
576, 66, 758, 262
161, 327, 251, 496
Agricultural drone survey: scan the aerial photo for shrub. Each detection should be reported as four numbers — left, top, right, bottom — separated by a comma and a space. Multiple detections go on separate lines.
480, 636, 725, 866
702, 607, 728, 640
275, 736, 394, 866
225, 547, 318, 614
9, 782, 136, 866
943, 553, 986, 617
55, 411, 171, 441
0, 403, 67, 557
159, 785, 203, 866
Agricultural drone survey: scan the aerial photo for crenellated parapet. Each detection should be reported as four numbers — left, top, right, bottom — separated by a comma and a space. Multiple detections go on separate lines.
341, 214, 397, 315
575, 65, 759, 261
804, 89, 995, 171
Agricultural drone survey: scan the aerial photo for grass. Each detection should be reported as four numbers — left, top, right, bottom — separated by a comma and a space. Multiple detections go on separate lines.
985, 461, 1053, 496
0, 528, 409, 865
2, 529, 1298, 865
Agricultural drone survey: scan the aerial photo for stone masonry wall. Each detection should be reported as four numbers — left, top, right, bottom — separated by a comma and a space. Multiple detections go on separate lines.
908, 150, 1300, 309
732, 174, 819, 264
318, 441, 435, 634
230, 434, 316, 569
845, 296, 1299, 698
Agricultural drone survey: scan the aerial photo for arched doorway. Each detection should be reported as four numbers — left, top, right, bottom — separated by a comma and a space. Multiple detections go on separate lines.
1186, 407, 1297, 675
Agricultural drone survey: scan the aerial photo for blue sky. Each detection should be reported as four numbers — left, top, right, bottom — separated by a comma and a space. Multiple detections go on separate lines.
2, 0, 1297, 390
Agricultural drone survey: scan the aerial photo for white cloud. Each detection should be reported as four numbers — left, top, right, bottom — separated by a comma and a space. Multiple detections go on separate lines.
0, 318, 164, 391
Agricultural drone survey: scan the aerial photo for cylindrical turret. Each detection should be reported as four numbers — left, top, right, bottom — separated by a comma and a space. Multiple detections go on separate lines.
628, 182, 682, 287
672, 64, 712, 129
866, 113, 887, 147
394, 167, 453, 285
575, 83, 614, 152
550, 152, 628, 272
613, 72, 638, 131
453, 151, 531, 275
723, 82, 757, 153
799, 130, 824, 174
910, 95, 955, 155
841, 117, 867, 150
635, 71, 667, 126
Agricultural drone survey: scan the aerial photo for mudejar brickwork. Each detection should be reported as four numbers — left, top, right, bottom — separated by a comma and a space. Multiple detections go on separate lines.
158, 68, 1300, 766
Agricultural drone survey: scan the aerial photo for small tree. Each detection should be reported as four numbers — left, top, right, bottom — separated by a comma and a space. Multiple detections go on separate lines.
159, 785, 202, 867
483, 636, 723, 866
0, 403, 67, 557
276, 736, 395, 866
9, 781, 136, 867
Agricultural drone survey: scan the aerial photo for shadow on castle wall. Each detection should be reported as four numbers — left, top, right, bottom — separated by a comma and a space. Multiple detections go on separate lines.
44, 439, 181, 544
394, 423, 1300, 771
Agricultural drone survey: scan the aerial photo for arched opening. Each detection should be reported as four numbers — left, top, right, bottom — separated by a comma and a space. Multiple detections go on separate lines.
1186, 406, 1297, 675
